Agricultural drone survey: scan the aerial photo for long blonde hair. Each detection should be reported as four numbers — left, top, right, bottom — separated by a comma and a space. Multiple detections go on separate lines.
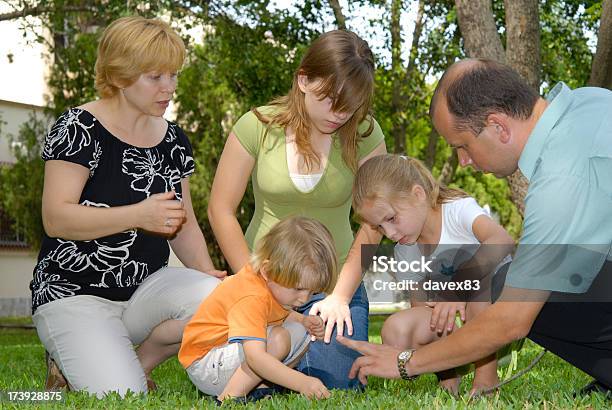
353, 154, 468, 211
250, 216, 338, 294
253, 30, 375, 173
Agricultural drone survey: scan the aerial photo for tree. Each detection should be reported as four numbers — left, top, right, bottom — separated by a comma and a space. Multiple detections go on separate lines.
454, 0, 536, 216
589, 0, 612, 88
1, 0, 605, 251
328, 0, 347, 29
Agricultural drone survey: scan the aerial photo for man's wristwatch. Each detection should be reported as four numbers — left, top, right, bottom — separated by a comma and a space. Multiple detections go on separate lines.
397, 349, 417, 381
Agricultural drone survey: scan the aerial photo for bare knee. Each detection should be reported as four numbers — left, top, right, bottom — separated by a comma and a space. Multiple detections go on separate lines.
267, 326, 290, 360
382, 314, 413, 349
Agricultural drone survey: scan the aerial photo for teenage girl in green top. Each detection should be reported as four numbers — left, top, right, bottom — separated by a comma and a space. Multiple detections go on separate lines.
208, 30, 387, 389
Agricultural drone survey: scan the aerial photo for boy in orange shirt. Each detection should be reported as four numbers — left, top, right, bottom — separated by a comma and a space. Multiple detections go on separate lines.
179, 216, 337, 402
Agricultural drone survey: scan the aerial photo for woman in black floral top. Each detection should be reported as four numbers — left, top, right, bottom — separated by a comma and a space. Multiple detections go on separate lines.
32, 16, 225, 397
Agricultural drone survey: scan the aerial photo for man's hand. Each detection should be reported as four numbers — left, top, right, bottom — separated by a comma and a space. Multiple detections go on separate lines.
337, 336, 406, 385
303, 315, 325, 341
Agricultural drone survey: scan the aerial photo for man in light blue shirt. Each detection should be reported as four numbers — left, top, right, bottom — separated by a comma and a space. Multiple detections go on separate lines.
339, 59, 612, 396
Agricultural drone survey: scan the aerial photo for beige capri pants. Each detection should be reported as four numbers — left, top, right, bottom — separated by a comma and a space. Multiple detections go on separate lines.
33, 267, 221, 398
186, 321, 310, 397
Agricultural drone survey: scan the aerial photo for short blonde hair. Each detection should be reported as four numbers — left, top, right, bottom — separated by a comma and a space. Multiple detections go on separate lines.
353, 154, 468, 212
251, 216, 338, 294
95, 16, 185, 98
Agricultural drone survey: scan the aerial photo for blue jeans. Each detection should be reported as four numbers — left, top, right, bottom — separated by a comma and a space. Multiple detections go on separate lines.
295, 282, 369, 390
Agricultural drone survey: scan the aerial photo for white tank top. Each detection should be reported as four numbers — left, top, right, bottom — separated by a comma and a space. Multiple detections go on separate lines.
289, 172, 323, 192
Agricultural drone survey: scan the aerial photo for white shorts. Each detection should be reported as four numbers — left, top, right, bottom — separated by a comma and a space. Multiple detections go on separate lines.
186, 321, 310, 397
33, 267, 221, 398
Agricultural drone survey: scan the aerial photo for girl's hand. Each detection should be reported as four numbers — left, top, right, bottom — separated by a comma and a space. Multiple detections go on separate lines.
309, 294, 352, 343
303, 315, 325, 341
136, 191, 186, 235
427, 301, 466, 334
204, 269, 227, 279
298, 376, 330, 399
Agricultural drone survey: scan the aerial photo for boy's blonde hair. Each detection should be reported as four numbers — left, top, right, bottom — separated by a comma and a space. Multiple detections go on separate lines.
251, 216, 338, 294
253, 30, 376, 173
353, 154, 468, 212
95, 16, 185, 98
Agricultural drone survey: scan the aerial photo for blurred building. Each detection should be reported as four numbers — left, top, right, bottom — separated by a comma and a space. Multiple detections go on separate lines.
0, 100, 46, 316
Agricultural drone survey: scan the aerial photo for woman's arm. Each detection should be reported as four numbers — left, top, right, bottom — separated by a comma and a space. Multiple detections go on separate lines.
309, 142, 387, 342
42, 160, 184, 240
169, 178, 226, 278
207, 133, 256, 273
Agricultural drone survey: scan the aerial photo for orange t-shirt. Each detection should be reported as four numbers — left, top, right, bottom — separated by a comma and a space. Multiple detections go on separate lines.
178, 264, 289, 368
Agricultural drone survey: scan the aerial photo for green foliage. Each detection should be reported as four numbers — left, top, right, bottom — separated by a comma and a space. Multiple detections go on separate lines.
540, 0, 598, 91
0, 114, 48, 250
452, 168, 523, 239
2, 0, 604, 257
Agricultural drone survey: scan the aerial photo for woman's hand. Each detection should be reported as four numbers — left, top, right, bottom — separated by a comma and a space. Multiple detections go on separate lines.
309, 294, 352, 343
425, 301, 466, 334
136, 191, 186, 235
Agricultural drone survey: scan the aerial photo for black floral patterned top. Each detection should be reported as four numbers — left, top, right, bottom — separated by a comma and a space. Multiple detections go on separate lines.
30, 108, 195, 313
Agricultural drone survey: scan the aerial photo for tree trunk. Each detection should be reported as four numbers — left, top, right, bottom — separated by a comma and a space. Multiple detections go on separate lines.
455, 0, 533, 217
502, 0, 539, 214
439, 150, 458, 185
589, 0, 612, 89
390, 0, 405, 153
424, 127, 439, 169
390, 0, 425, 154
328, 0, 347, 30
504, 0, 540, 90
51, 0, 67, 66
406, 0, 425, 75
455, 0, 505, 61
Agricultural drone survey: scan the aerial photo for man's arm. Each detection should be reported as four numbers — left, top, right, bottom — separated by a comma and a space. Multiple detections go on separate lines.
338, 286, 548, 384
407, 287, 547, 376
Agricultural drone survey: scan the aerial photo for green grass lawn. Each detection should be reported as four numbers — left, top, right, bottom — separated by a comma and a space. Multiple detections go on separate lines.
0, 316, 608, 409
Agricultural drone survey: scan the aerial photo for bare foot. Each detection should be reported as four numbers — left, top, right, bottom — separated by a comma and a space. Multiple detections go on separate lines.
146, 374, 158, 392
469, 373, 499, 397
439, 376, 461, 395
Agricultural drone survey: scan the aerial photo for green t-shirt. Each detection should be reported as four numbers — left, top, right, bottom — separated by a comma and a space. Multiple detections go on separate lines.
232, 106, 385, 264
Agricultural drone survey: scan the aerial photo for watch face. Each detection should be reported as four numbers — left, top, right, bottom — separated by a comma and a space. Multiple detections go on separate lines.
399, 351, 410, 361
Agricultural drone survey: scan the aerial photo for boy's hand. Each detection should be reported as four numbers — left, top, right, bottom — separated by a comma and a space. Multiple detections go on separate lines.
426, 301, 466, 334
303, 315, 325, 341
298, 376, 330, 399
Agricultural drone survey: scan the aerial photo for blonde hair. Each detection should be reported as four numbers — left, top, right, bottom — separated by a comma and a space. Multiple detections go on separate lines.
253, 30, 375, 173
251, 216, 338, 294
353, 154, 468, 212
95, 16, 185, 98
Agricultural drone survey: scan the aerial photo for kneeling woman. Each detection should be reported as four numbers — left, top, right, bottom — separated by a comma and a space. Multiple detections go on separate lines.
31, 16, 224, 398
